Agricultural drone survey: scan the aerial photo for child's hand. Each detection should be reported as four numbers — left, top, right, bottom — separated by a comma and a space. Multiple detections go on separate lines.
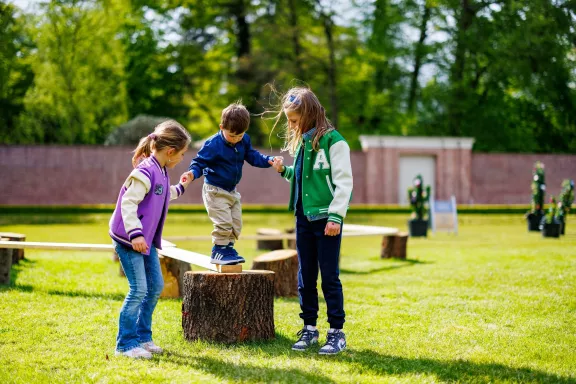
325, 222, 341, 236
131, 236, 149, 253
269, 156, 284, 173
180, 171, 194, 188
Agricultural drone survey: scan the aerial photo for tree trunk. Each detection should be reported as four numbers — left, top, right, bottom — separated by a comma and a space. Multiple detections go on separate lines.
408, 2, 431, 113
0, 232, 25, 264
288, 0, 304, 79
159, 256, 191, 298
381, 232, 408, 259
285, 227, 296, 249
0, 247, 13, 285
182, 271, 275, 343
256, 228, 284, 250
252, 249, 298, 297
321, 11, 339, 128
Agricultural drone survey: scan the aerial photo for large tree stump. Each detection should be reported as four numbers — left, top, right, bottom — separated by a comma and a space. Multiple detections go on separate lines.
159, 257, 191, 298
256, 228, 284, 251
285, 228, 296, 249
252, 249, 298, 297
0, 245, 13, 285
182, 270, 275, 343
0, 232, 25, 264
381, 232, 409, 259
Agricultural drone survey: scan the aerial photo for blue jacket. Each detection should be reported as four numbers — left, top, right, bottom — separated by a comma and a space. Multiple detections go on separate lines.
189, 131, 273, 192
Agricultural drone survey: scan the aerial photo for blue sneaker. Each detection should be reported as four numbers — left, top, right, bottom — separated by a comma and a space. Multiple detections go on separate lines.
210, 245, 243, 265
227, 242, 245, 264
319, 329, 346, 355
291, 326, 319, 351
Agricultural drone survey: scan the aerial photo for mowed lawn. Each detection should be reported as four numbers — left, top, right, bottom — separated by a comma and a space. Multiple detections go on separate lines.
0, 213, 575, 383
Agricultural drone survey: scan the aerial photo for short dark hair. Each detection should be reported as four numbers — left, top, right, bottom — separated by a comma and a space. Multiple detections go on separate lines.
221, 102, 250, 134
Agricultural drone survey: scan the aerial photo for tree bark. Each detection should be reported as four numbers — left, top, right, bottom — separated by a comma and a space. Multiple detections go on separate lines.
381, 232, 408, 259
0, 232, 25, 264
159, 257, 191, 298
182, 271, 275, 343
408, 2, 431, 113
0, 246, 13, 285
288, 0, 304, 79
252, 249, 298, 297
321, 11, 339, 128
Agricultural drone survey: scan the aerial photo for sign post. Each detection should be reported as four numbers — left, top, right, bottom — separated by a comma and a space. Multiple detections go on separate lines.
431, 195, 458, 234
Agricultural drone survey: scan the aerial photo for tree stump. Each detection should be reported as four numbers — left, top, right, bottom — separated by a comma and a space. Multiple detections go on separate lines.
159, 257, 191, 298
0, 232, 26, 264
256, 228, 284, 251
381, 232, 409, 259
252, 249, 298, 297
0, 246, 13, 285
182, 270, 275, 343
285, 228, 296, 249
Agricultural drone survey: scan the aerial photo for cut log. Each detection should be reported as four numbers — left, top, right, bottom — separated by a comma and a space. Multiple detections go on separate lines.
0, 244, 13, 285
252, 249, 298, 297
285, 228, 296, 249
182, 270, 275, 343
256, 228, 284, 250
159, 256, 191, 298
381, 232, 409, 259
0, 232, 25, 264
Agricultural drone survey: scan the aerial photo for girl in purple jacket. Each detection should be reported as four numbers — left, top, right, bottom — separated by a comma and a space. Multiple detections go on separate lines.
109, 120, 192, 359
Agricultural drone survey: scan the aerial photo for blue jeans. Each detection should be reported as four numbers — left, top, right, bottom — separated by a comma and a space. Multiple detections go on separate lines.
295, 211, 345, 329
114, 240, 164, 352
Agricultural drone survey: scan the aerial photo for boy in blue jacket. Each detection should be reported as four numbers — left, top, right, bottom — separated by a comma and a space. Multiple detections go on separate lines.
188, 102, 280, 264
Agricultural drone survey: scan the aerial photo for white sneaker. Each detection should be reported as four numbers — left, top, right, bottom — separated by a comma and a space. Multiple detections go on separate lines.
115, 346, 152, 359
140, 341, 163, 354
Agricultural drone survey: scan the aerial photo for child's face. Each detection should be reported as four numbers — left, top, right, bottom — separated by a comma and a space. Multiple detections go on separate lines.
221, 128, 245, 144
167, 147, 188, 169
285, 110, 301, 131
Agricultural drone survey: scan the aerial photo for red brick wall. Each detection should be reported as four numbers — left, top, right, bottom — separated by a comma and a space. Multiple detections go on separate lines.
0, 145, 368, 205
471, 153, 576, 204
1, 146, 575, 205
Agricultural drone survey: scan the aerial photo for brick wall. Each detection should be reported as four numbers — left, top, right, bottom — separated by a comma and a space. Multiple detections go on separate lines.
1, 146, 575, 205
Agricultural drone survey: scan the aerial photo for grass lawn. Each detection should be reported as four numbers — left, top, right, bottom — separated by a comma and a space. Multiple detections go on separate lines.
1, 212, 575, 383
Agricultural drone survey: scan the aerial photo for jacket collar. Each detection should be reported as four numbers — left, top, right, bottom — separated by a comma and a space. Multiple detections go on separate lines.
303, 127, 317, 141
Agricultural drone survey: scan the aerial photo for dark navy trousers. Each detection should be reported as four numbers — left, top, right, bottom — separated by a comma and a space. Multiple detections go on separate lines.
295, 210, 345, 329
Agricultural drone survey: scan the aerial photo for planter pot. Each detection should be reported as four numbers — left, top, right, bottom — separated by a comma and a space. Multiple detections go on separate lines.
527, 213, 543, 232
408, 219, 428, 237
542, 223, 560, 238
559, 217, 566, 235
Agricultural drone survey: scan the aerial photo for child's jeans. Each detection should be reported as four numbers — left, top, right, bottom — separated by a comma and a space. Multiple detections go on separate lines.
114, 240, 164, 352
295, 211, 345, 329
202, 183, 242, 245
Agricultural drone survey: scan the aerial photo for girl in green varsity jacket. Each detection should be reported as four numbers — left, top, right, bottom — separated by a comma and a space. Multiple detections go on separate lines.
270, 87, 353, 355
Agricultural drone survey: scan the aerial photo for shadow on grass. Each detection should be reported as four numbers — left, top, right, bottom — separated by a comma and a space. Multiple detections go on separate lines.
340, 259, 430, 275
163, 348, 336, 384
47, 289, 126, 301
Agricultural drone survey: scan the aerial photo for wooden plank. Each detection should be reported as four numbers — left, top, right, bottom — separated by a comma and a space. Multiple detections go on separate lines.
0, 241, 113, 252
157, 246, 218, 272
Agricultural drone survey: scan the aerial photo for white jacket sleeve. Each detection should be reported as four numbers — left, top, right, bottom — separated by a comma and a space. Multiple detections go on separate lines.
327, 141, 353, 223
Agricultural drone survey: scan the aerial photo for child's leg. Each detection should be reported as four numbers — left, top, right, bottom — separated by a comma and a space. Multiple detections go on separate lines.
295, 212, 320, 326
202, 184, 234, 245
317, 221, 345, 329
230, 190, 242, 243
115, 241, 148, 352
136, 246, 164, 343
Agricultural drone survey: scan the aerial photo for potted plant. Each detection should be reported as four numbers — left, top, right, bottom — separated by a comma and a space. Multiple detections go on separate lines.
540, 197, 561, 238
526, 161, 545, 231
557, 179, 574, 235
407, 174, 431, 237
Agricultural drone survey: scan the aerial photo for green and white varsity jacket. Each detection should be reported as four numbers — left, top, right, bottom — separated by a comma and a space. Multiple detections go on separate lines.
281, 129, 353, 224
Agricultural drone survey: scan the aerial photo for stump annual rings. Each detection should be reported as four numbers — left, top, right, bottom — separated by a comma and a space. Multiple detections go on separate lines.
182, 270, 275, 343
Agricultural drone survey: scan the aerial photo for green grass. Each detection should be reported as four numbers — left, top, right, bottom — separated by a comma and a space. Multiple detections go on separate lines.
1, 213, 575, 383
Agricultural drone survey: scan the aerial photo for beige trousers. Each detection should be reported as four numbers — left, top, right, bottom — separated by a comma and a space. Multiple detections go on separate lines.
202, 184, 242, 245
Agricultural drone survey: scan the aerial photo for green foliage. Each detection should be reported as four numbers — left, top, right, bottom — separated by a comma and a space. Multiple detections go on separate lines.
545, 196, 559, 225
530, 162, 545, 214
557, 179, 574, 220
407, 174, 431, 220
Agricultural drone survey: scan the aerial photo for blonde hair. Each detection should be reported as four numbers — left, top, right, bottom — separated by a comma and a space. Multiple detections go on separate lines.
132, 120, 191, 167
221, 102, 250, 134
267, 86, 333, 155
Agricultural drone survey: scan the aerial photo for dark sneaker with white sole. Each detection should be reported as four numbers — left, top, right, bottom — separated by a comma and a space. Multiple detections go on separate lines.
227, 242, 245, 264
291, 326, 319, 351
319, 330, 346, 355
210, 245, 244, 265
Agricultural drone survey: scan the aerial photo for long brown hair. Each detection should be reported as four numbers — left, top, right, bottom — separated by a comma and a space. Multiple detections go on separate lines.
132, 120, 191, 167
267, 86, 334, 155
